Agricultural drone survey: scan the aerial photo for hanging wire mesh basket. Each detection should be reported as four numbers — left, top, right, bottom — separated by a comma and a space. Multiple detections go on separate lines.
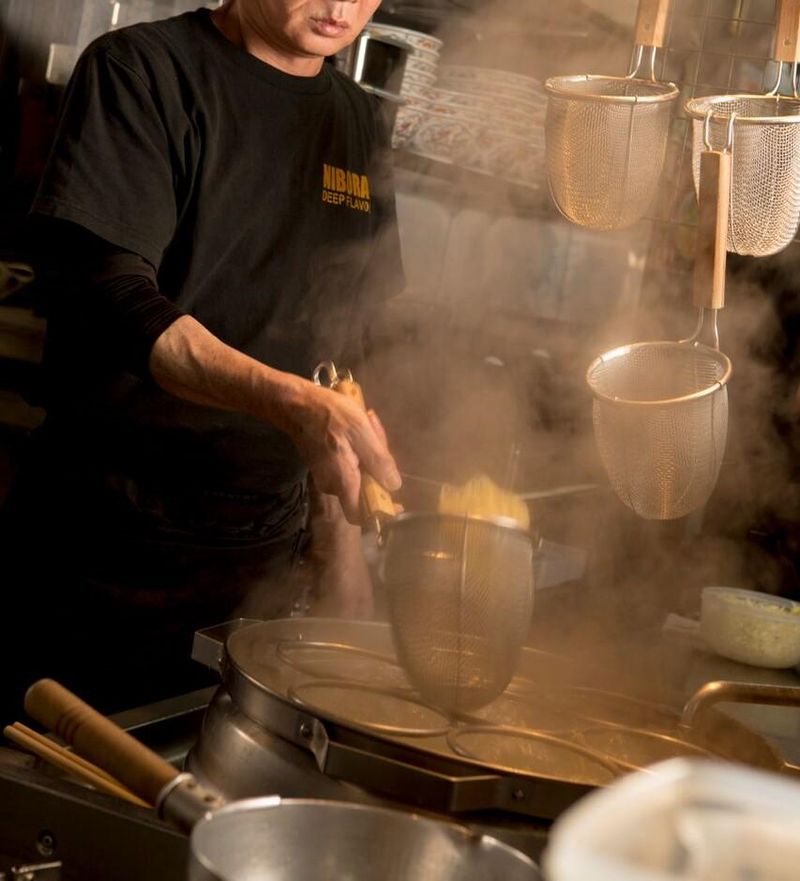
686, 94, 800, 256
545, 74, 678, 230
587, 341, 732, 520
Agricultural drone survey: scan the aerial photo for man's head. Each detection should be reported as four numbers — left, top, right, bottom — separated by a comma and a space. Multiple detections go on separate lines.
218, 0, 382, 75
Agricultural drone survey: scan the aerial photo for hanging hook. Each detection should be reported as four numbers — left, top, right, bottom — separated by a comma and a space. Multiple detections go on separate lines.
766, 59, 800, 97
703, 108, 736, 154
626, 44, 658, 81
313, 361, 339, 387
646, 45, 657, 82
685, 307, 720, 350
767, 59, 786, 96
628, 44, 645, 78
313, 361, 353, 389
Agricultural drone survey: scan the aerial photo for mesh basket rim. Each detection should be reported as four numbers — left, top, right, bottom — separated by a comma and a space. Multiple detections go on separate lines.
685, 93, 800, 124
586, 340, 733, 407
385, 510, 534, 539
545, 74, 678, 102
544, 74, 679, 104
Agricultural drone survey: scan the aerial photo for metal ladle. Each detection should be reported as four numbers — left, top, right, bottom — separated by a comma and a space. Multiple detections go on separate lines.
586, 114, 734, 520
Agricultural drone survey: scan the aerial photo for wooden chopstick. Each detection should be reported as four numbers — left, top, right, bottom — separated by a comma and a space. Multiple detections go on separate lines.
12, 722, 121, 784
4, 722, 151, 808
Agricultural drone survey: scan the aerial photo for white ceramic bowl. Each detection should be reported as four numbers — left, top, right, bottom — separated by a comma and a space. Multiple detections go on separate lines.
438, 64, 541, 93
403, 69, 436, 87
366, 23, 443, 54
399, 86, 431, 101
405, 56, 438, 76
404, 101, 544, 189
700, 587, 800, 668
407, 46, 440, 64
438, 80, 545, 108
392, 105, 425, 148
405, 88, 544, 140
403, 91, 481, 119
408, 107, 480, 164
401, 84, 437, 100
464, 126, 544, 184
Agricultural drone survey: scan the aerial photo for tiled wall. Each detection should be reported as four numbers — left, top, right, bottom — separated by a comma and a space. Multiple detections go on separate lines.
395, 1, 798, 324
394, 164, 651, 330
643, 0, 799, 307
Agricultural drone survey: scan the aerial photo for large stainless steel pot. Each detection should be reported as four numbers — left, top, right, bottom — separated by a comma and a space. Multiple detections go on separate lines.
185, 615, 795, 860
188, 618, 614, 819
24, 679, 542, 881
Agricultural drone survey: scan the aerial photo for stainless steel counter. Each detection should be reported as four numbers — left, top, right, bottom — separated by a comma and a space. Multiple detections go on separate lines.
574, 623, 800, 765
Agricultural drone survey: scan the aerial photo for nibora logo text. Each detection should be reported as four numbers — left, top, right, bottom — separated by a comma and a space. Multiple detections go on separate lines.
322, 164, 371, 213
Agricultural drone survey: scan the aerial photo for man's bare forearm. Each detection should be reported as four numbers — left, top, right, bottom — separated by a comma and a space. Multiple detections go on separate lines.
148, 314, 307, 430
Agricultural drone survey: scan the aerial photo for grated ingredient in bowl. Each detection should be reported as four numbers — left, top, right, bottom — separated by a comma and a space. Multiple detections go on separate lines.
702, 591, 800, 668
721, 593, 800, 616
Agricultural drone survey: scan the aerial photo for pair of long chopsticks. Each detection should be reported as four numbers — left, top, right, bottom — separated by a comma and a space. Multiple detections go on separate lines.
4, 721, 150, 808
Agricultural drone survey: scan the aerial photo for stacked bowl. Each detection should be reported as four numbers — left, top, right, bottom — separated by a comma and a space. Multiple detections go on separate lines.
405, 65, 547, 189
364, 22, 443, 149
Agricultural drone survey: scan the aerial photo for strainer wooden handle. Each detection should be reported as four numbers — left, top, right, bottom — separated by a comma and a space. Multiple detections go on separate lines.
634, 0, 672, 48
775, 0, 800, 63
334, 377, 396, 526
693, 148, 731, 311
24, 678, 178, 807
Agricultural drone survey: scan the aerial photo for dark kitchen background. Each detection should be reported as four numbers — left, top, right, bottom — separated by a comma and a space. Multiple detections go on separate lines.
0, 0, 798, 624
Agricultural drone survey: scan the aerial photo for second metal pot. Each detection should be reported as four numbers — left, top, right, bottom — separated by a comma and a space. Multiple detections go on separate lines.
24, 679, 542, 881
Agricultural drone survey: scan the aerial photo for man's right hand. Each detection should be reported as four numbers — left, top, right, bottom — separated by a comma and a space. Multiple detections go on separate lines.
277, 379, 401, 524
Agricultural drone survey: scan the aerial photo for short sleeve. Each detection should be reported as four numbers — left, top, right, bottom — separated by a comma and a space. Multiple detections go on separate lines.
31, 39, 179, 269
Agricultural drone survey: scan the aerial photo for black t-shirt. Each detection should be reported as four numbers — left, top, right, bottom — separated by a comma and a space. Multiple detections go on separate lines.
32, 9, 404, 493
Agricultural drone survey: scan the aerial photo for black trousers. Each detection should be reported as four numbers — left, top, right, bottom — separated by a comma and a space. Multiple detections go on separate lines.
1, 440, 308, 722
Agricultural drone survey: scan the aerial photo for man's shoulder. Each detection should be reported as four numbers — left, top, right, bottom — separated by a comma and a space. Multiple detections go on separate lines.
81, 11, 207, 79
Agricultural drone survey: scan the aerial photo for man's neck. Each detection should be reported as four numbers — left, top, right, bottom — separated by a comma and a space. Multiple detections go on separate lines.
211, 4, 324, 77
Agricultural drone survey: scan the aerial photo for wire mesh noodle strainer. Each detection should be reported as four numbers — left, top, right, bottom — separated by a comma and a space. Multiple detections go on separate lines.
544, 0, 678, 231
313, 362, 534, 716
685, 0, 800, 257
586, 127, 734, 520
587, 342, 731, 519
381, 512, 534, 715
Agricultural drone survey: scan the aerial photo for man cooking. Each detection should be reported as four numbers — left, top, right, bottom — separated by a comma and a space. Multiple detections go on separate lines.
0, 0, 405, 719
